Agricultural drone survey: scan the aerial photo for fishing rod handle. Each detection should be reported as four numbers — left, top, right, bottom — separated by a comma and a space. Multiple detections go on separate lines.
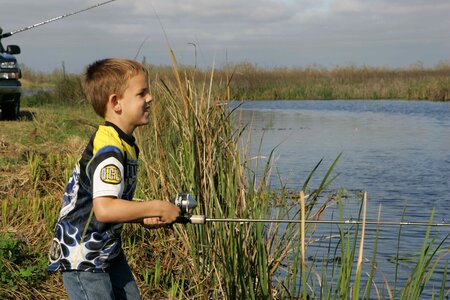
190, 215, 206, 224
175, 215, 206, 224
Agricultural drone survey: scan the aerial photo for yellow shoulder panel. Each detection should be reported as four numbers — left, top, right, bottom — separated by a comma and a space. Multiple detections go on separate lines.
93, 125, 124, 156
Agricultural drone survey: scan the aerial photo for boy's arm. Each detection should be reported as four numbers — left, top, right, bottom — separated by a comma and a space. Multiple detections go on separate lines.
93, 196, 180, 224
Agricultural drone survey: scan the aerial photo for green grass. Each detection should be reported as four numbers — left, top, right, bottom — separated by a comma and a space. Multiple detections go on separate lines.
0, 232, 49, 298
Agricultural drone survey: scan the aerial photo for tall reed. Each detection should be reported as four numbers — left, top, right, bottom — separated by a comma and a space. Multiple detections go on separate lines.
132, 59, 277, 297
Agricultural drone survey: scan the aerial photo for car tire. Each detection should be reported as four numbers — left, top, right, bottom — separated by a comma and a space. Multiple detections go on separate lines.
2, 94, 20, 120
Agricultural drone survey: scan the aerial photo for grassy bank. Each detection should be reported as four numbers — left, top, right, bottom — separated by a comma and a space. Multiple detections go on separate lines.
226, 63, 450, 101
20, 62, 450, 101
1, 61, 449, 299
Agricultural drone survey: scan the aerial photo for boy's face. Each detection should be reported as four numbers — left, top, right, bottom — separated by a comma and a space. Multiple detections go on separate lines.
118, 71, 152, 132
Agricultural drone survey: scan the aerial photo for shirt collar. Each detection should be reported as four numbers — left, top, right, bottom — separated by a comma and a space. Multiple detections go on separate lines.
104, 121, 136, 146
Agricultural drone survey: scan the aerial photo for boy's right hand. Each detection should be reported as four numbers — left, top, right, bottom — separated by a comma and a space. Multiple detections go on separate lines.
141, 201, 180, 229
153, 200, 181, 224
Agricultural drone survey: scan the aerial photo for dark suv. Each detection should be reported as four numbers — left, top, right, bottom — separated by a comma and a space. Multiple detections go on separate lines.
0, 27, 21, 120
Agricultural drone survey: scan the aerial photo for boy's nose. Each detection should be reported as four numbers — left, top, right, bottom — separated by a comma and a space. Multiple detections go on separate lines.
146, 94, 153, 103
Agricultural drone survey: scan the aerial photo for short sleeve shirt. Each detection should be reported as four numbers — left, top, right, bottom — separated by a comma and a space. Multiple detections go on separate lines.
48, 122, 139, 272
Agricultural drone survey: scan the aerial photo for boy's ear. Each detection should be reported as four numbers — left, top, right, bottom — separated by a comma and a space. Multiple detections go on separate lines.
109, 94, 122, 113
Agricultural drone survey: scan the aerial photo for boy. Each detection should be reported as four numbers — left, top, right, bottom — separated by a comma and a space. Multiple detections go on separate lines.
48, 58, 180, 299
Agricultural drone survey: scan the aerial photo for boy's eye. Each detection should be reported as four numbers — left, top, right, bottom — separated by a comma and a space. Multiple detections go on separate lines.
138, 90, 148, 97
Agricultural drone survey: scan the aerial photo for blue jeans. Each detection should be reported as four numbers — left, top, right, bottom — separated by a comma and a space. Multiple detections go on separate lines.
62, 252, 141, 300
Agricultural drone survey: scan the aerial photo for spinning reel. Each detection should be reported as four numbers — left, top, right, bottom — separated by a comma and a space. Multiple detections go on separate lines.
172, 193, 197, 215
172, 193, 206, 224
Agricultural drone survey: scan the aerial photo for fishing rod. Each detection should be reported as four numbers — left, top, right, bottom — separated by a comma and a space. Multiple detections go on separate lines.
172, 194, 450, 228
0, 0, 119, 39
179, 216, 450, 227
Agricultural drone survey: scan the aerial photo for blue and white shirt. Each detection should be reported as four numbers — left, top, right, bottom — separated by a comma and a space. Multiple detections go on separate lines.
48, 122, 139, 272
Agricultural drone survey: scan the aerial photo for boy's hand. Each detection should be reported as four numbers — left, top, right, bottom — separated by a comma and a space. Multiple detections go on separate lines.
141, 201, 180, 229
157, 200, 181, 223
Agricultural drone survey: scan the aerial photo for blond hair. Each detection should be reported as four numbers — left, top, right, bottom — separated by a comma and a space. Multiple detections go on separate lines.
84, 58, 148, 118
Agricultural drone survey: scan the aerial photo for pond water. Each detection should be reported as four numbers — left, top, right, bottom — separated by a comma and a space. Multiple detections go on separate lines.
232, 100, 450, 297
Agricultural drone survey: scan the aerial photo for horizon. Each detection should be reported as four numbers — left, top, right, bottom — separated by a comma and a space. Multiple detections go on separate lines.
17, 59, 450, 75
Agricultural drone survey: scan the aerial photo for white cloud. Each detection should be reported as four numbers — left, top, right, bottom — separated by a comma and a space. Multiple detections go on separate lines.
1, 0, 449, 71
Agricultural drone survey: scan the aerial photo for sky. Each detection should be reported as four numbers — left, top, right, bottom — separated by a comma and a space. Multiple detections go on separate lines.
1, 0, 449, 73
